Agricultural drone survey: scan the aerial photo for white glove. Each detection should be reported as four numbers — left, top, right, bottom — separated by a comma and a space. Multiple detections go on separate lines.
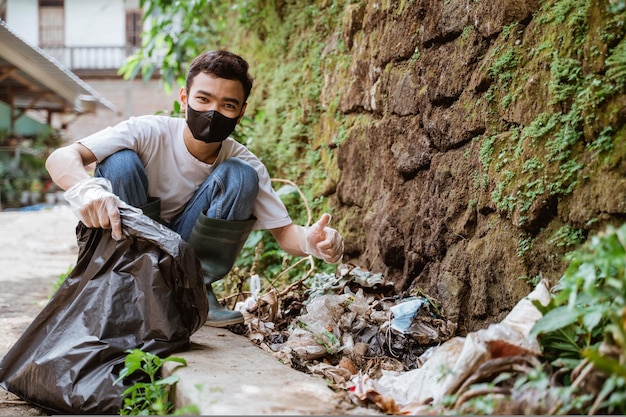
297, 213, 344, 264
63, 177, 139, 240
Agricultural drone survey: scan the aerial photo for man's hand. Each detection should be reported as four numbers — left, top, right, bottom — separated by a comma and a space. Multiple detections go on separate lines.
64, 178, 124, 240
299, 213, 344, 264
79, 194, 123, 240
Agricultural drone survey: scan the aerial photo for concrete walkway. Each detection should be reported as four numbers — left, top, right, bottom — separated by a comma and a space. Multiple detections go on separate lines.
0, 205, 370, 415
164, 327, 356, 415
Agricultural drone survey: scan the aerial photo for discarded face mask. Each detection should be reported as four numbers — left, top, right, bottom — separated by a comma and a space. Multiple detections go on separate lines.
390, 297, 427, 333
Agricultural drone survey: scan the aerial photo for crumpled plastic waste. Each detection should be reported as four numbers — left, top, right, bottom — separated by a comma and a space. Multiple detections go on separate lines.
236, 273, 262, 312
240, 264, 456, 389
305, 265, 392, 299
352, 279, 552, 414
238, 263, 553, 415
297, 294, 349, 356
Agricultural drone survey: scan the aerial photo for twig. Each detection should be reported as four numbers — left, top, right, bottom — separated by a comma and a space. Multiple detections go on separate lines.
222, 178, 318, 306
223, 291, 251, 303
548, 359, 594, 415
454, 355, 540, 395
276, 256, 316, 297
271, 178, 312, 226
589, 386, 611, 416
0, 400, 30, 405
267, 177, 316, 293
454, 387, 511, 409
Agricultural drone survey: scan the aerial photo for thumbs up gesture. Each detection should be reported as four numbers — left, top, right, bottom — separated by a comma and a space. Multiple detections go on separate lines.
299, 213, 344, 264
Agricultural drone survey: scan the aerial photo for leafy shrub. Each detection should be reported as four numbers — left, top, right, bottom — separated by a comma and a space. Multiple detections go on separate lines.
530, 222, 626, 413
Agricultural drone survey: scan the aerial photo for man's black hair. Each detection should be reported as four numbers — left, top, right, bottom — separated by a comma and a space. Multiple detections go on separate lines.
186, 50, 254, 102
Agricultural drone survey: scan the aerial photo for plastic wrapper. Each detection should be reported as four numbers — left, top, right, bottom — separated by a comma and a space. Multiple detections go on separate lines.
0, 209, 208, 414
365, 279, 552, 410
297, 294, 349, 355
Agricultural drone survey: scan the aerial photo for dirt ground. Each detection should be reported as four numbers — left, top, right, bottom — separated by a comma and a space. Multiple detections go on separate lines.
0, 204, 79, 416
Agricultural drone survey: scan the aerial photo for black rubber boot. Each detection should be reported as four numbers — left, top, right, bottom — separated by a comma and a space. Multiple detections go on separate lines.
187, 214, 255, 327
139, 197, 161, 222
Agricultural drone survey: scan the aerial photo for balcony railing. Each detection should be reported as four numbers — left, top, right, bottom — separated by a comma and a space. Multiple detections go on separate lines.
41, 46, 139, 71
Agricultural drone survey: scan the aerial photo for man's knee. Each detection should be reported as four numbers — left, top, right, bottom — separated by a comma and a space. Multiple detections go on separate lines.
218, 159, 259, 197
94, 150, 148, 205
95, 149, 142, 177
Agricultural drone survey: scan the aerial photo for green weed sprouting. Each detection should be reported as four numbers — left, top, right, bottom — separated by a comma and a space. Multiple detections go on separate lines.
478, 135, 496, 169
605, 39, 626, 91
489, 46, 521, 86
115, 349, 198, 416
517, 233, 535, 257
587, 126, 615, 160
480, 0, 625, 228
50, 264, 74, 297
549, 225, 586, 248
521, 157, 544, 174
548, 55, 583, 104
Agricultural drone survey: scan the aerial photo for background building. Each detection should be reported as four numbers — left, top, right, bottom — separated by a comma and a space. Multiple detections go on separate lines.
0, 0, 175, 208
1, 0, 176, 142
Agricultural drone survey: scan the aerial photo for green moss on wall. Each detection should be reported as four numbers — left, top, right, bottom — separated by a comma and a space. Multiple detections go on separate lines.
478, 0, 626, 231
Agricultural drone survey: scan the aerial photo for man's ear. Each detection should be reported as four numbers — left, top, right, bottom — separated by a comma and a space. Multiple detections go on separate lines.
179, 86, 188, 108
237, 103, 247, 124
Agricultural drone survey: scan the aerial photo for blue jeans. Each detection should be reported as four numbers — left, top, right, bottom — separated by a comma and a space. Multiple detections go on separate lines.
95, 149, 259, 241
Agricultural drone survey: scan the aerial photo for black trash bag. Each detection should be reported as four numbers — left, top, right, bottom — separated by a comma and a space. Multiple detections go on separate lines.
0, 209, 208, 414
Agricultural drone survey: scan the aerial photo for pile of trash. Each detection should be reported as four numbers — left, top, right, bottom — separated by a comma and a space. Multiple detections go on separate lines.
232, 264, 551, 415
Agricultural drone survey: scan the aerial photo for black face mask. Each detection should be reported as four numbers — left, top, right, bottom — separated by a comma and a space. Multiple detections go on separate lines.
186, 104, 239, 143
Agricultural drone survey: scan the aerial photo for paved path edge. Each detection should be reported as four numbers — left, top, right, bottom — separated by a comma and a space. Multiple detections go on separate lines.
162, 326, 351, 415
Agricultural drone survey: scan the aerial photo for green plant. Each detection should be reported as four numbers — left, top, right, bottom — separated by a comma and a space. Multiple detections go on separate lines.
461, 26, 472, 40
478, 0, 625, 228
33, 130, 63, 148
518, 274, 543, 286
605, 38, 626, 91
410, 46, 421, 62
456, 383, 499, 414
119, 0, 228, 92
608, 0, 626, 13
217, 178, 336, 307
521, 157, 544, 174
500, 92, 514, 108
478, 135, 495, 168
488, 45, 521, 87
548, 55, 583, 104
549, 225, 586, 248
587, 126, 614, 160
115, 349, 198, 415
50, 265, 74, 296
517, 233, 535, 257
529, 222, 626, 413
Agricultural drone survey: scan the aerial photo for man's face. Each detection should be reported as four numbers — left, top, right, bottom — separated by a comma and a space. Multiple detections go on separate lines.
181, 72, 246, 120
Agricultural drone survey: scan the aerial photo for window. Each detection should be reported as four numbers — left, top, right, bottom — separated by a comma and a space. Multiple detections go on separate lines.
0, 0, 6, 21
39, 0, 64, 47
126, 10, 142, 47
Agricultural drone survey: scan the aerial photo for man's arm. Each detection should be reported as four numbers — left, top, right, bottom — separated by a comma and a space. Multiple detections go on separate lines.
45, 143, 97, 190
271, 213, 344, 264
271, 223, 308, 257
46, 143, 124, 240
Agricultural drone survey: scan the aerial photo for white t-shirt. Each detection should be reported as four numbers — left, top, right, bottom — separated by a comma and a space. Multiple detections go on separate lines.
79, 115, 292, 230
